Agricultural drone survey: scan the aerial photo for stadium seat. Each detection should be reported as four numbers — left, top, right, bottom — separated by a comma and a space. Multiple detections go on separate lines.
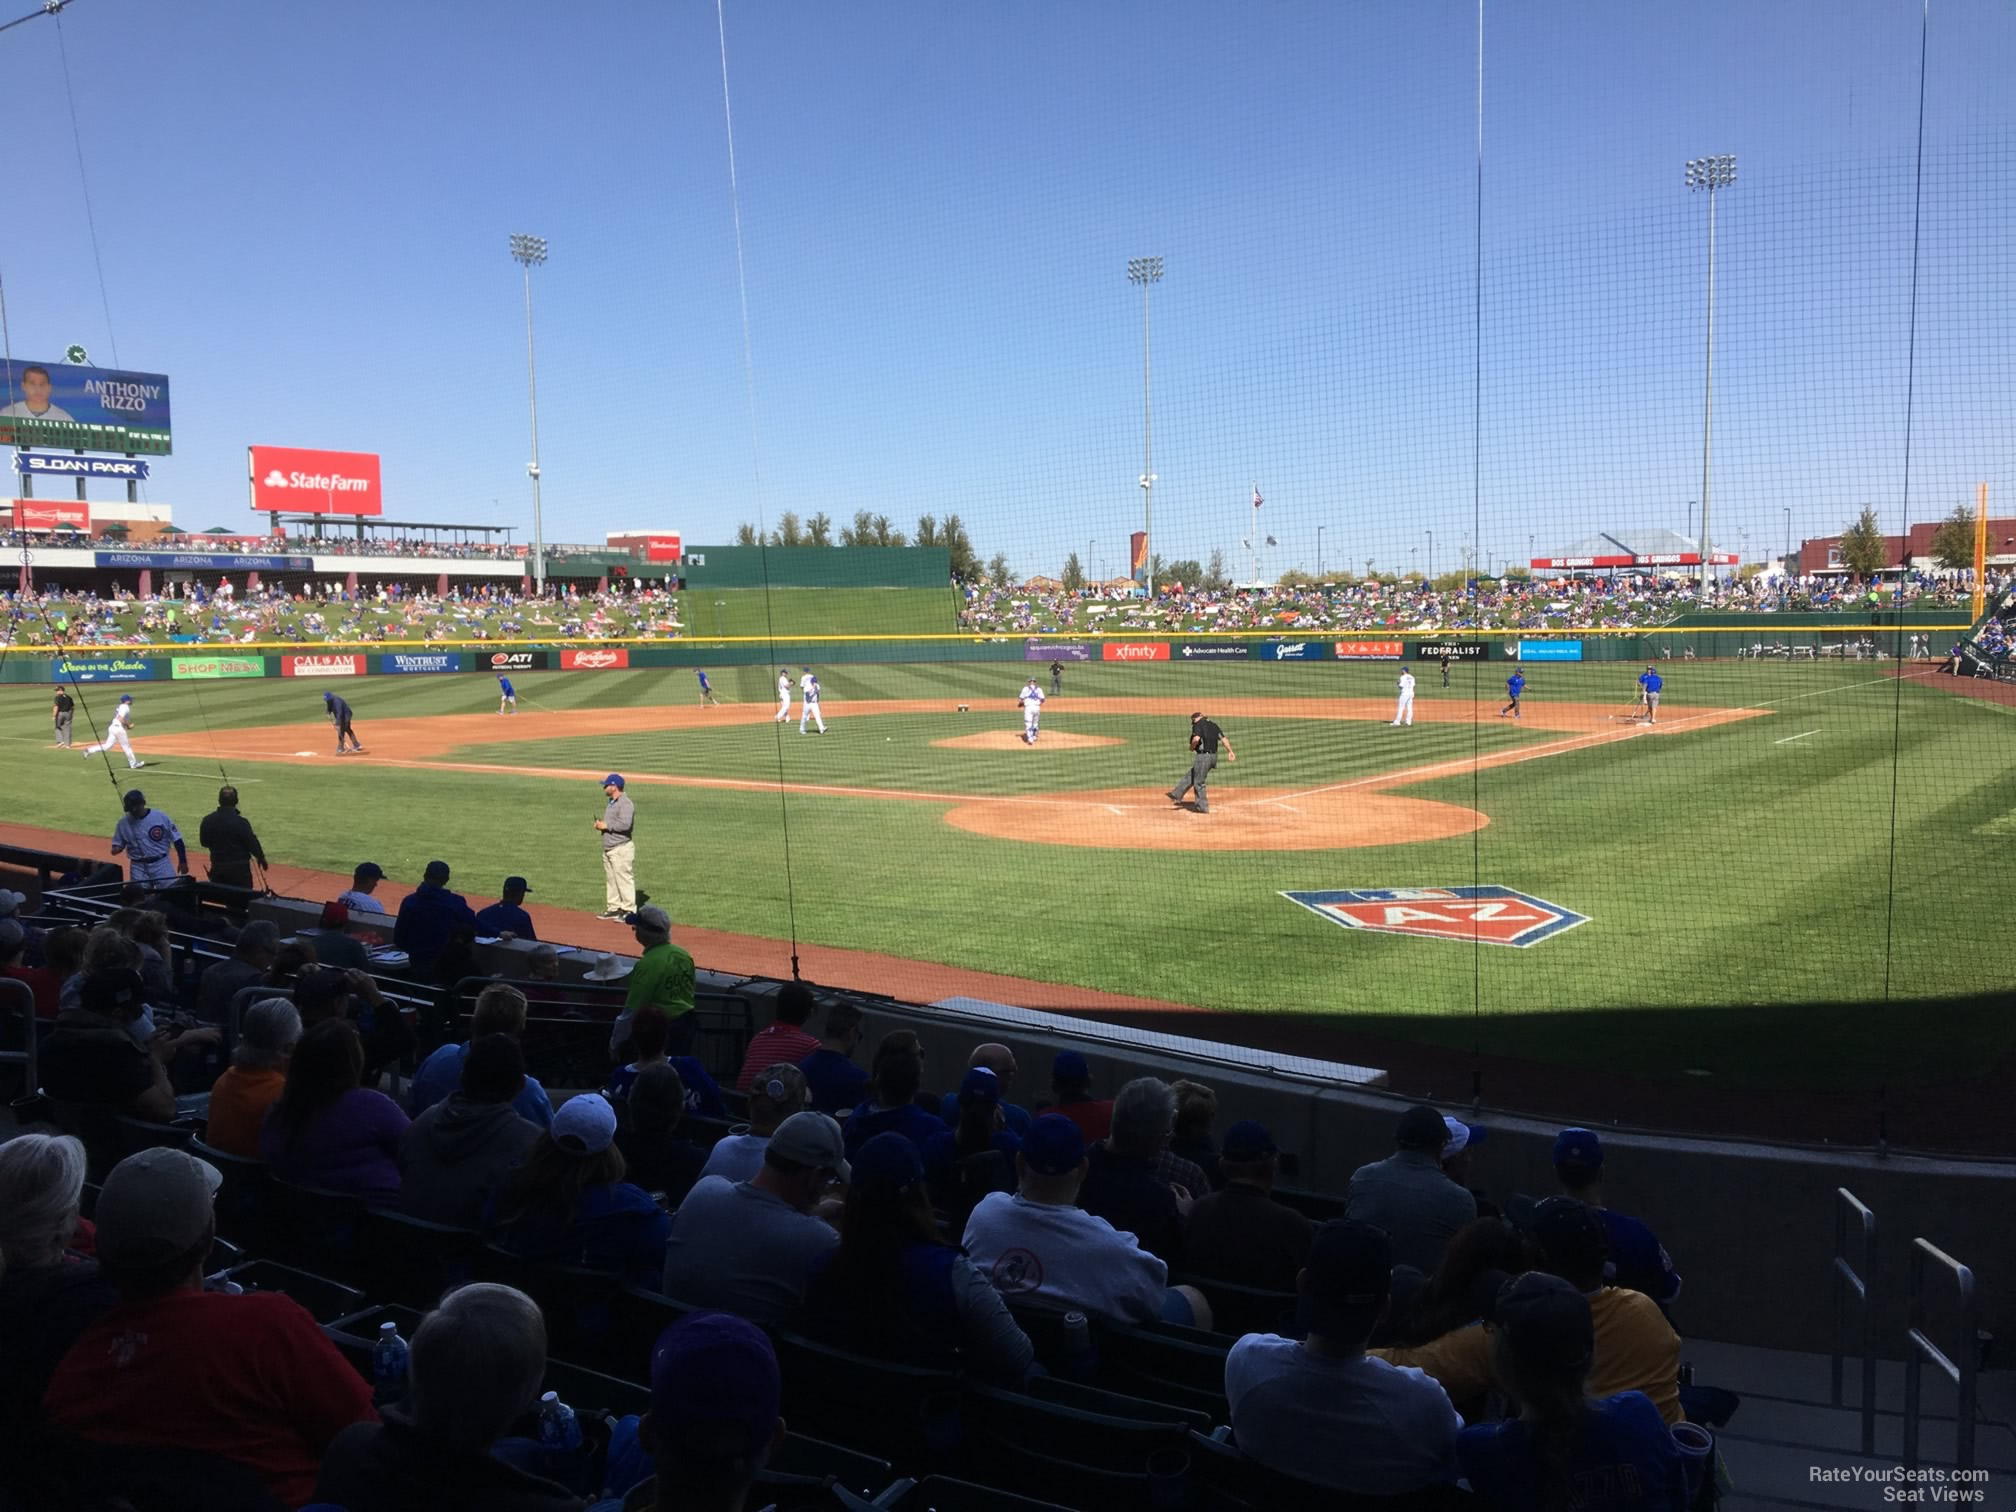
1271, 1186, 1348, 1223
539, 1356, 650, 1420
767, 1431, 898, 1500
351, 1206, 483, 1310
680, 1112, 738, 1149
189, 1136, 271, 1250
1096, 1321, 1232, 1420
772, 1330, 963, 1468
325, 1302, 427, 1382
261, 1177, 364, 1273
472, 1243, 620, 1370
892, 1477, 1076, 1512
209, 1258, 364, 1324
109, 1111, 199, 1160
1026, 1375, 1216, 1435
600, 1282, 697, 1380
961, 1380, 1194, 1511
1186, 1428, 1476, 1512
23, 1426, 288, 1512
1172, 1272, 1300, 1339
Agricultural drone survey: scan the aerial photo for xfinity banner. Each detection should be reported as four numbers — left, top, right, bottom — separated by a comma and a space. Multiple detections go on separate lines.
383, 652, 464, 675
1517, 641, 1584, 662
0, 359, 173, 455
1255, 640, 1329, 661
1415, 642, 1489, 662
97, 551, 314, 572
15, 452, 150, 481
1023, 642, 1092, 662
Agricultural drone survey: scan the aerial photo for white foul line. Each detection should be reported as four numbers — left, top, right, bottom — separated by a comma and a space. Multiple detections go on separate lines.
1774, 729, 1821, 745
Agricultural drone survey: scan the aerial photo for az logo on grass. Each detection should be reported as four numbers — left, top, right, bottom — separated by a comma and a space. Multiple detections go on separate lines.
1280, 886, 1588, 948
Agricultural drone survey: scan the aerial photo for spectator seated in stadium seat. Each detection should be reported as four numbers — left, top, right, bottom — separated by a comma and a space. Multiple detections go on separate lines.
1457, 1272, 1692, 1512
1344, 1102, 1479, 1275
401, 1034, 543, 1230
408, 983, 556, 1129
0, 1134, 119, 1474
841, 1032, 946, 1157
41, 965, 216, 1131
961, 1114, 1213, 1331
935, 1041, 1035, 1134
308, 899, 372, 972
797, 999, 868, 1115
1544, 1128, 1683, 1309
585, 1312, 787, 1512
484, 1093, 669, 1287
614, 1061, 709, 1208
699, 1062, 809, 1184
923, 1066, 1022, 1220
42, 1147, 377, 1508
1043, 1049, 1113, 1141
295, 963, 416, 1080
315, 1282, 582, 1512
0, 885, 47, 965
1169, 1078, 1225, 1191
203, 998, 301, 1159
733, 980, 822, 1093
801, 1132, 1035, 1384
0, 917, 61, 1020
1374, 1197, 1684, 1425
606, 1006, 726, 1120
197, 919, 280, 1022
260, 1018, 409, 1204
1375, 1216, 1542, 1351
1225, 1219, 1463, 1495
16, 922, 85, 1021
660, 1112, 846, 1325
393, 859, 479, 976
1179, 1120, 1313, 1293
1077, 1077, 1202, 1264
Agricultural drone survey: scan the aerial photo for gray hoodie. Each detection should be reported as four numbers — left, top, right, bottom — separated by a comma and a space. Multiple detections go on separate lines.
398, 1093, 540, 1230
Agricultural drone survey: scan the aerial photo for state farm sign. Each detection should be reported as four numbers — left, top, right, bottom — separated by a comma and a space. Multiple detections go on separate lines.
281, 654, 364, 677
560, 648, 630, 670
1101, 642, 1170, 662
247, 446, 383, 517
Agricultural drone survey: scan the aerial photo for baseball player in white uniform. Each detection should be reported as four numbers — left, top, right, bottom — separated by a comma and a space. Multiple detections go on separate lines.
84, 694, 144, 768
1391, 669, 1416, 727
798, 670, 826, 734
112, 789, 188, 885
775, 669, 793, 724
1019, 678, 1046, 743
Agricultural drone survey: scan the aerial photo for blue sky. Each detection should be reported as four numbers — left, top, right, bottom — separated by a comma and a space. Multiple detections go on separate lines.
2, 0, 2010, 577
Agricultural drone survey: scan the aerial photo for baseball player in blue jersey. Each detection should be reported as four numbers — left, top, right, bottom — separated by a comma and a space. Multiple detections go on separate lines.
1638, 665, 1663, 724
1018, 678, 1046, 743
697, 669, 719, 707
498, 674, 517, 714
324, 690, 365, 754
1499, 670, 1525, 719
799, 669, 826, 734
112, 788, 188, 885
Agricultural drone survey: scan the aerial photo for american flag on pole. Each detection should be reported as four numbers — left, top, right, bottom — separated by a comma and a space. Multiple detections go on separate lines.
1252, 485, 1263, 512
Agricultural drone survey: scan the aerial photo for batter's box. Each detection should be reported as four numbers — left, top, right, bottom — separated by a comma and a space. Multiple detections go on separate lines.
1281, 886, 1589, 948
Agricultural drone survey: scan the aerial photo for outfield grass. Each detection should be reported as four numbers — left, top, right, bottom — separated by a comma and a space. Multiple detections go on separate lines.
3, 658, 2009, 1091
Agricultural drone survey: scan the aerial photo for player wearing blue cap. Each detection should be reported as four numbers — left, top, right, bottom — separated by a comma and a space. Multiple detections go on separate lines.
83, 694, 143, 768
1637, 665, 1663, 724
1499, 670, 1525, 720
595, 774, 637, 919
697, 669, 720, 707
324, 690, 365, 755
497, 674, 516, 714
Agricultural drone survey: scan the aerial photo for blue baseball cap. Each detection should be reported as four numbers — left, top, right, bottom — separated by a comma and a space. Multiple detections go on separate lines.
649, 1312, 780, 1464
322, 690, 333, 700
119, 693, 132, 703
852, 1132, 924, 1198
1021, 1114, 1086, 1175
1553, 1127, 1603, 1169
602, 773, 625, 789
1221, 1120, 1278, 1161
958, 1066, 1002, 1106
423, 860, 451, 881
1052, 1049, 1090, 1083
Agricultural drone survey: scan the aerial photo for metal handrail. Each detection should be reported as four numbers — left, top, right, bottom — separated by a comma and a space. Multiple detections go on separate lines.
1831, 1188, 1877, 1455
1903, 1237, 1978, 1472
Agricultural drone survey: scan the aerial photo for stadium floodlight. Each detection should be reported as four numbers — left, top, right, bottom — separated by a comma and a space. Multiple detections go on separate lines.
510, 233, 550, 594
1685, 156, 1736, 597
1128, 256, 1164, 598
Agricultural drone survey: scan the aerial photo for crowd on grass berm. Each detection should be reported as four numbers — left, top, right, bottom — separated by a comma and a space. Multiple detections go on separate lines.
2, 855, 1728, 1512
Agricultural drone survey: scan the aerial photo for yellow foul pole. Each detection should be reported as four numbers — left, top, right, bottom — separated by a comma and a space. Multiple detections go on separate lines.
1973, 483, 1989, 620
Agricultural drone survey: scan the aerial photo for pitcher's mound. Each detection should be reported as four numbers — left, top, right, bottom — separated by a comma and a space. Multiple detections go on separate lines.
932, 731, 1124, 752
943, 786, 1486, 851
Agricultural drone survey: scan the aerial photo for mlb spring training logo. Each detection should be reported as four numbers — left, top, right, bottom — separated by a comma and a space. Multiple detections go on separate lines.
1280, 887, 1589, 948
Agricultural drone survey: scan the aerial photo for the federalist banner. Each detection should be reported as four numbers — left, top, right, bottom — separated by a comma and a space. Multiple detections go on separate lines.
1414, 641, 1490, 661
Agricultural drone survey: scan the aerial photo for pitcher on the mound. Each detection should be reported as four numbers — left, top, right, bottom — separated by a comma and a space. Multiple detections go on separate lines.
1019, 678, 1046, 743
1391, 669, 1416, 727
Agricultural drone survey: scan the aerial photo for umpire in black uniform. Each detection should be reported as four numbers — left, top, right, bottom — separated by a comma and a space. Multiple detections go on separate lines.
198, 785, 268, 891
1168, 711, 1236, 814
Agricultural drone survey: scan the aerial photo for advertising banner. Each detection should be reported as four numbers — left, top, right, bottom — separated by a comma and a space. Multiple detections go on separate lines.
1333, 640, 1405, 661
1174, 642, 1250, 661
1517, 641, 1584, 662
11, 500, 91, 532
281, 654, 365, 677
0, 359, 173, 455
15, 452, 149, 481
1129, 532, 1148, 582
481, 650, 548, 672
1415, 641, 1490, 661
248, 446, 383, 517
1102, 641, 1170, 662
97, 551, 314, 572
172, 655, 266, 680
1024, 642, 1092, 662
55, 656, 155, 682
382, 652, 464, 675
1255, 640, 1329, 661
560, 647, 630, 671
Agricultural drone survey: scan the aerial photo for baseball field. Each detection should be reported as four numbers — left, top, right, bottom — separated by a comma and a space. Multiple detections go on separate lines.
5, 653, 2012, 1118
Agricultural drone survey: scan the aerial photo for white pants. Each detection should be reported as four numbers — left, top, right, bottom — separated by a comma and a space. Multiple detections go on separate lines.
1393, 693, 1413, 726
1024, 716, 1040, 740
800, 701, 826, 733
602, 840, 636, 914
776, 696, 792, 722
500, 695, 515, 711
89, 726, 140, 766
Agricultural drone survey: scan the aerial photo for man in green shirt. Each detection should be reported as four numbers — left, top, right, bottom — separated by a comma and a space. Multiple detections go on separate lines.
616, 904, 696, 1056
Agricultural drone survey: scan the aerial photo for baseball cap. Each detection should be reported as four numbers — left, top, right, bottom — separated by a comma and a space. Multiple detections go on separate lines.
294, 967, 352, 1019
767, 1111, 850, 1180
319, 900, 349, 929
1189, 710, 1203, 721
958, 1066, 1002, 1106
95, 1147, 222, 1267
119, 694, 132, 703
80, 968, 147, 1017
852, 1131, 925, 1197
423, 860, 451, 881
1529, 1196, 1608, 1276
1493, 1270, 1595, 1369
1442, 1116, 1489, 1157
1300, 1220, 1393, 1336
602, 773, 626, 790
648, 1312, 781, 1464
322, 690, 334, 700
1052, 1049, 1090, 1083
354, 861, 385, 880
501, 876, 531, 893
1552, 1127, 1603, 1170
0, 889, 25, 916
1395, 1102, 1450, 1151
1021, 1114, 1086, 1175
551, 1092, 618, 1155
122, 789, 147, 813
1220, 1119, 1278, 1161
633, 904, 672, 934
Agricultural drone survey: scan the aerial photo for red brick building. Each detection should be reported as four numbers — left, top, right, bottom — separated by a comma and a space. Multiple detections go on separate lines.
1797, 517, 2016, 575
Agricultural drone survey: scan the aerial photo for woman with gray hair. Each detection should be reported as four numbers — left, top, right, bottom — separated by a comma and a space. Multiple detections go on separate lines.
205, 997, 302, 1158
0, 1133, 119, 1443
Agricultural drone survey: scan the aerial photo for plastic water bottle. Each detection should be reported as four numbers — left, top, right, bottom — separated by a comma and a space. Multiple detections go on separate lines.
371, 1321, 410, 1401
1062, 1310, 1095, 1381
538, 1390, 582, 1451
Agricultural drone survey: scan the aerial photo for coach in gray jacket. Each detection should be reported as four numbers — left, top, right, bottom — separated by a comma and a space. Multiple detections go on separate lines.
1343, 1103, 1478, 1275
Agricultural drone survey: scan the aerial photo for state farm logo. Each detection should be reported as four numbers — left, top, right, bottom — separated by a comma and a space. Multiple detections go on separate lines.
1281, 886, 1589, 949
261, 468, 370, 493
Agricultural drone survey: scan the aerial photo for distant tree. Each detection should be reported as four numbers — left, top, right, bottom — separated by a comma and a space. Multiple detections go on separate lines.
1837, 506, 1889, 579
1929, 504, 1976, 573
987, 551, 1011, 583
939, 514, 982, 581
1204, 548, 1229, 591
1276, 568, 1319, 588
1737, 562, 1768, 581
735, 523, 758, 546
806, 512, 834, 547
914, 514, 941, 548
1148, 553, 1168, 586
1163, 559, 1204, 590
1502, 565, 1532, 581
1432, 571, 1470, 593
869, 514, 906, 548
1061, 553, 1085, 592
769, 512, 804, 548
840, 510, 875, 547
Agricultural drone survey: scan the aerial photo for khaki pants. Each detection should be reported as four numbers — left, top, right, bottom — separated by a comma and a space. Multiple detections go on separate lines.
602, 840, 636, 914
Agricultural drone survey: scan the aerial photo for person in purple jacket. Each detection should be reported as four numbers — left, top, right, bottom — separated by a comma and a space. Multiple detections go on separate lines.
259, 1018, 408, 1204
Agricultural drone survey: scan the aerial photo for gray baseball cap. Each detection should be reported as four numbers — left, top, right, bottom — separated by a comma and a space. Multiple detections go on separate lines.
633, 904, 672, 934
96, 1148, 222, 1266
767, 1111, 850, 1181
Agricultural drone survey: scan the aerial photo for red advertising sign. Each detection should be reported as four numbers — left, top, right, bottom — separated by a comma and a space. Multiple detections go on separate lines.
10, 500, 91, 531
1335, 640, 1405, 661
248, 446, 383, 516
560, 648, 630, 671
281, 654, 364, 677
608, 532, 684, 564
642, 535, 682, 563
1102, 642, 1171, 662
1530, 552, 1738, 569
